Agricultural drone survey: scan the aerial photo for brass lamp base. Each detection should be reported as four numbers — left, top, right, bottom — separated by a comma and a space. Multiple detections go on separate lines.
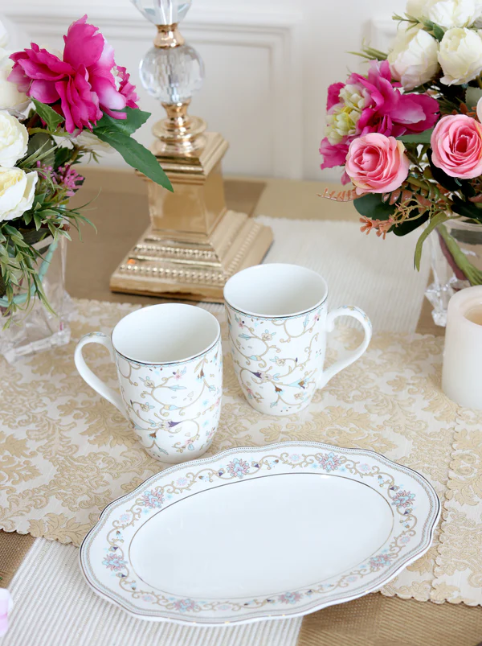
110, 128, 273, 303
109, 211, 272, 302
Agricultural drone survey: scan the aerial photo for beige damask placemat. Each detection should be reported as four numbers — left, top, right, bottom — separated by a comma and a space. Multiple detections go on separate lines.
0, 297, 477, 606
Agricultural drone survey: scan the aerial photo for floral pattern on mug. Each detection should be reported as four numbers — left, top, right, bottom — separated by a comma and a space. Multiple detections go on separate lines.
115, 339, 223, 462
226, 305, 325, 416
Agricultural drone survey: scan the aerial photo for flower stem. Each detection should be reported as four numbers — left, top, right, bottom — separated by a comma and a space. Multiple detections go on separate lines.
438, 224, 482, 285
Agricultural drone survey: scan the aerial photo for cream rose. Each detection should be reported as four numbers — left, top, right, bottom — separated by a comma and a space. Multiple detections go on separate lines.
388, 26, 440, 90
423, 0, 482, 27
0, 111, 28, 166
73, 130, 114, 154
0, 50, 29, 114
0, 167, 37, 222
406, 0, 427, 17
439, 27, 482, 84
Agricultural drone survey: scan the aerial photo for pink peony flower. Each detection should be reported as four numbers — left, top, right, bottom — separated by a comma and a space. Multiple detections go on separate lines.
9, 15, 139, 133
431, 114, 482, 179
345, 133, 410, 195
320, 61, 439, 175
326, 82, 345, 111
320, 138, 349, 170
352, 61, 439, 138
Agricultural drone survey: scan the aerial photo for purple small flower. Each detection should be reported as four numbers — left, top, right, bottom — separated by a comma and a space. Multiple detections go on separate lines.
227, 458, 250, 478
103, 551, 127, 572
317, 452, 342, 472
139, 488, 164, 509
369, 553, 394, 570
174, 598, 198, 613
279, 591, 302, 604
392, 490, 415, 509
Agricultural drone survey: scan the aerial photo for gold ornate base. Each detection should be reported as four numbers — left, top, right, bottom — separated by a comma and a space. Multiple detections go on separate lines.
109, 210, 273, 302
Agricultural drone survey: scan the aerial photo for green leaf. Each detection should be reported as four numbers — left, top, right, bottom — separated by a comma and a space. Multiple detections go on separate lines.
94, 107, 151, 136
451, 195, 482, 222
392, 212, 429, 236
353, 193, 396, 220
398, 129, 433, 145
94, 130, 173, 191
414, 212, 448, 270
26, 132, 56, 167
32, 99, 64, 132
431, 23, 445, 41
466, 87, 482, 110
54, 145, 74, 169
427, 149, 460, 193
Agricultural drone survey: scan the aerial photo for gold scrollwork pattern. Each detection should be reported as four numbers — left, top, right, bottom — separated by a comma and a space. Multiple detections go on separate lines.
80, 444, 437, 623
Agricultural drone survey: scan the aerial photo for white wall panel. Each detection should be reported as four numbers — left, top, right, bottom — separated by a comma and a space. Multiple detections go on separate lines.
1, 0, 407, 181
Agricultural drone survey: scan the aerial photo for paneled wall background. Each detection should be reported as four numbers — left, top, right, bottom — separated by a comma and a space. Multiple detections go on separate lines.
2, 0, 405, 181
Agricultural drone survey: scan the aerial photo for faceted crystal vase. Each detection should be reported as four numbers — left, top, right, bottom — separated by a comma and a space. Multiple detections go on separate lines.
426, 219, 482, 327
0, 237, 72, 363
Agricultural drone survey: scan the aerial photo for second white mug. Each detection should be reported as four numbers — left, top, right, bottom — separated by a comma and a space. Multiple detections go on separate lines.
224, 263, 372, 416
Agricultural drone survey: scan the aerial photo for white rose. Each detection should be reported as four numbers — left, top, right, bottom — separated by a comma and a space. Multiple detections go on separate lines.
73, 130, 114, 154
388, 25, 440, 90
0, 167, 37, 222
0, 50, 29, 114
424, 0, 482, 27
406, 0, 428, 17
439, 27, 482, 83
0, 111, 28, 166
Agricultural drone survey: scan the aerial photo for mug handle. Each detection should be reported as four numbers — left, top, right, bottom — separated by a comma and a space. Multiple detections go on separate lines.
317, 306, 372, 389
74, 332, 126, 417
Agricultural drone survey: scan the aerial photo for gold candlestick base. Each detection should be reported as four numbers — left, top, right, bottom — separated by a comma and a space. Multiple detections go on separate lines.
110, 129, 273, 302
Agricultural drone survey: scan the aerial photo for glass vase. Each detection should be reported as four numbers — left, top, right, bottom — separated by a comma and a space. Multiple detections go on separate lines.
425, 219, 482, 327
0, 236, 72, 363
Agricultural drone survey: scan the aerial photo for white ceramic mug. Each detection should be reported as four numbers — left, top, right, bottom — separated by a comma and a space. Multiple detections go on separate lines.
74, 303, 222, 463
443, 285, 482, 410
224, 264, 372, 416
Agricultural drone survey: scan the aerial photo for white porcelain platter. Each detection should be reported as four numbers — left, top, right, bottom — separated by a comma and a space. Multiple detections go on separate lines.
79, 441, 440, 626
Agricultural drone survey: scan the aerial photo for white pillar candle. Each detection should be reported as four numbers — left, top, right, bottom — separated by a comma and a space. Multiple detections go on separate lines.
442, 285, 482, 409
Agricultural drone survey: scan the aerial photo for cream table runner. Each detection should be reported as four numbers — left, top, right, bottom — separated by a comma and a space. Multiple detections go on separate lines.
256, 217, 431, 333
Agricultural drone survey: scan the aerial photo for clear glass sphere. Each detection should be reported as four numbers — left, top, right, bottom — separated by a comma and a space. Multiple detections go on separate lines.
131, 0, 192, 25
139, 44, 204, 104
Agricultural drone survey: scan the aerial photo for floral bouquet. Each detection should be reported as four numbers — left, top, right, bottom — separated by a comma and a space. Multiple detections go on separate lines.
320, 0, 482, 322
0, 15, 170, 324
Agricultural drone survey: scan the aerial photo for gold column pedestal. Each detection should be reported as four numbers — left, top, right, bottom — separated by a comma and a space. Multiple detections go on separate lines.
109, 129, 273, 303
110, 21, 272, 302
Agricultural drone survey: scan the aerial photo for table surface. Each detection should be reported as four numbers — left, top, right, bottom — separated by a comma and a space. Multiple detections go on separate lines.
65, 168, 440, 336
3, 169, 464, 646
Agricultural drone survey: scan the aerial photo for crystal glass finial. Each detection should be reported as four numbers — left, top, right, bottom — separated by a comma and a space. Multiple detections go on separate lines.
131, 0, 192, 25
140, 45, 204, 103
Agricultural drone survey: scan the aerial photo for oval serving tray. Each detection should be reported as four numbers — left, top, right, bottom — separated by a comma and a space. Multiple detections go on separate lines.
80, 441, 440, 626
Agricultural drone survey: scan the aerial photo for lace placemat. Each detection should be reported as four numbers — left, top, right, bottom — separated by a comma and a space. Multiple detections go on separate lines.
0, 298, 477, 604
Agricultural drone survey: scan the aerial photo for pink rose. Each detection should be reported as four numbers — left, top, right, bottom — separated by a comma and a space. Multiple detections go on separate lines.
345, 133, 410, 195
431, 114, 482, 179
9, 15, 139, 133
